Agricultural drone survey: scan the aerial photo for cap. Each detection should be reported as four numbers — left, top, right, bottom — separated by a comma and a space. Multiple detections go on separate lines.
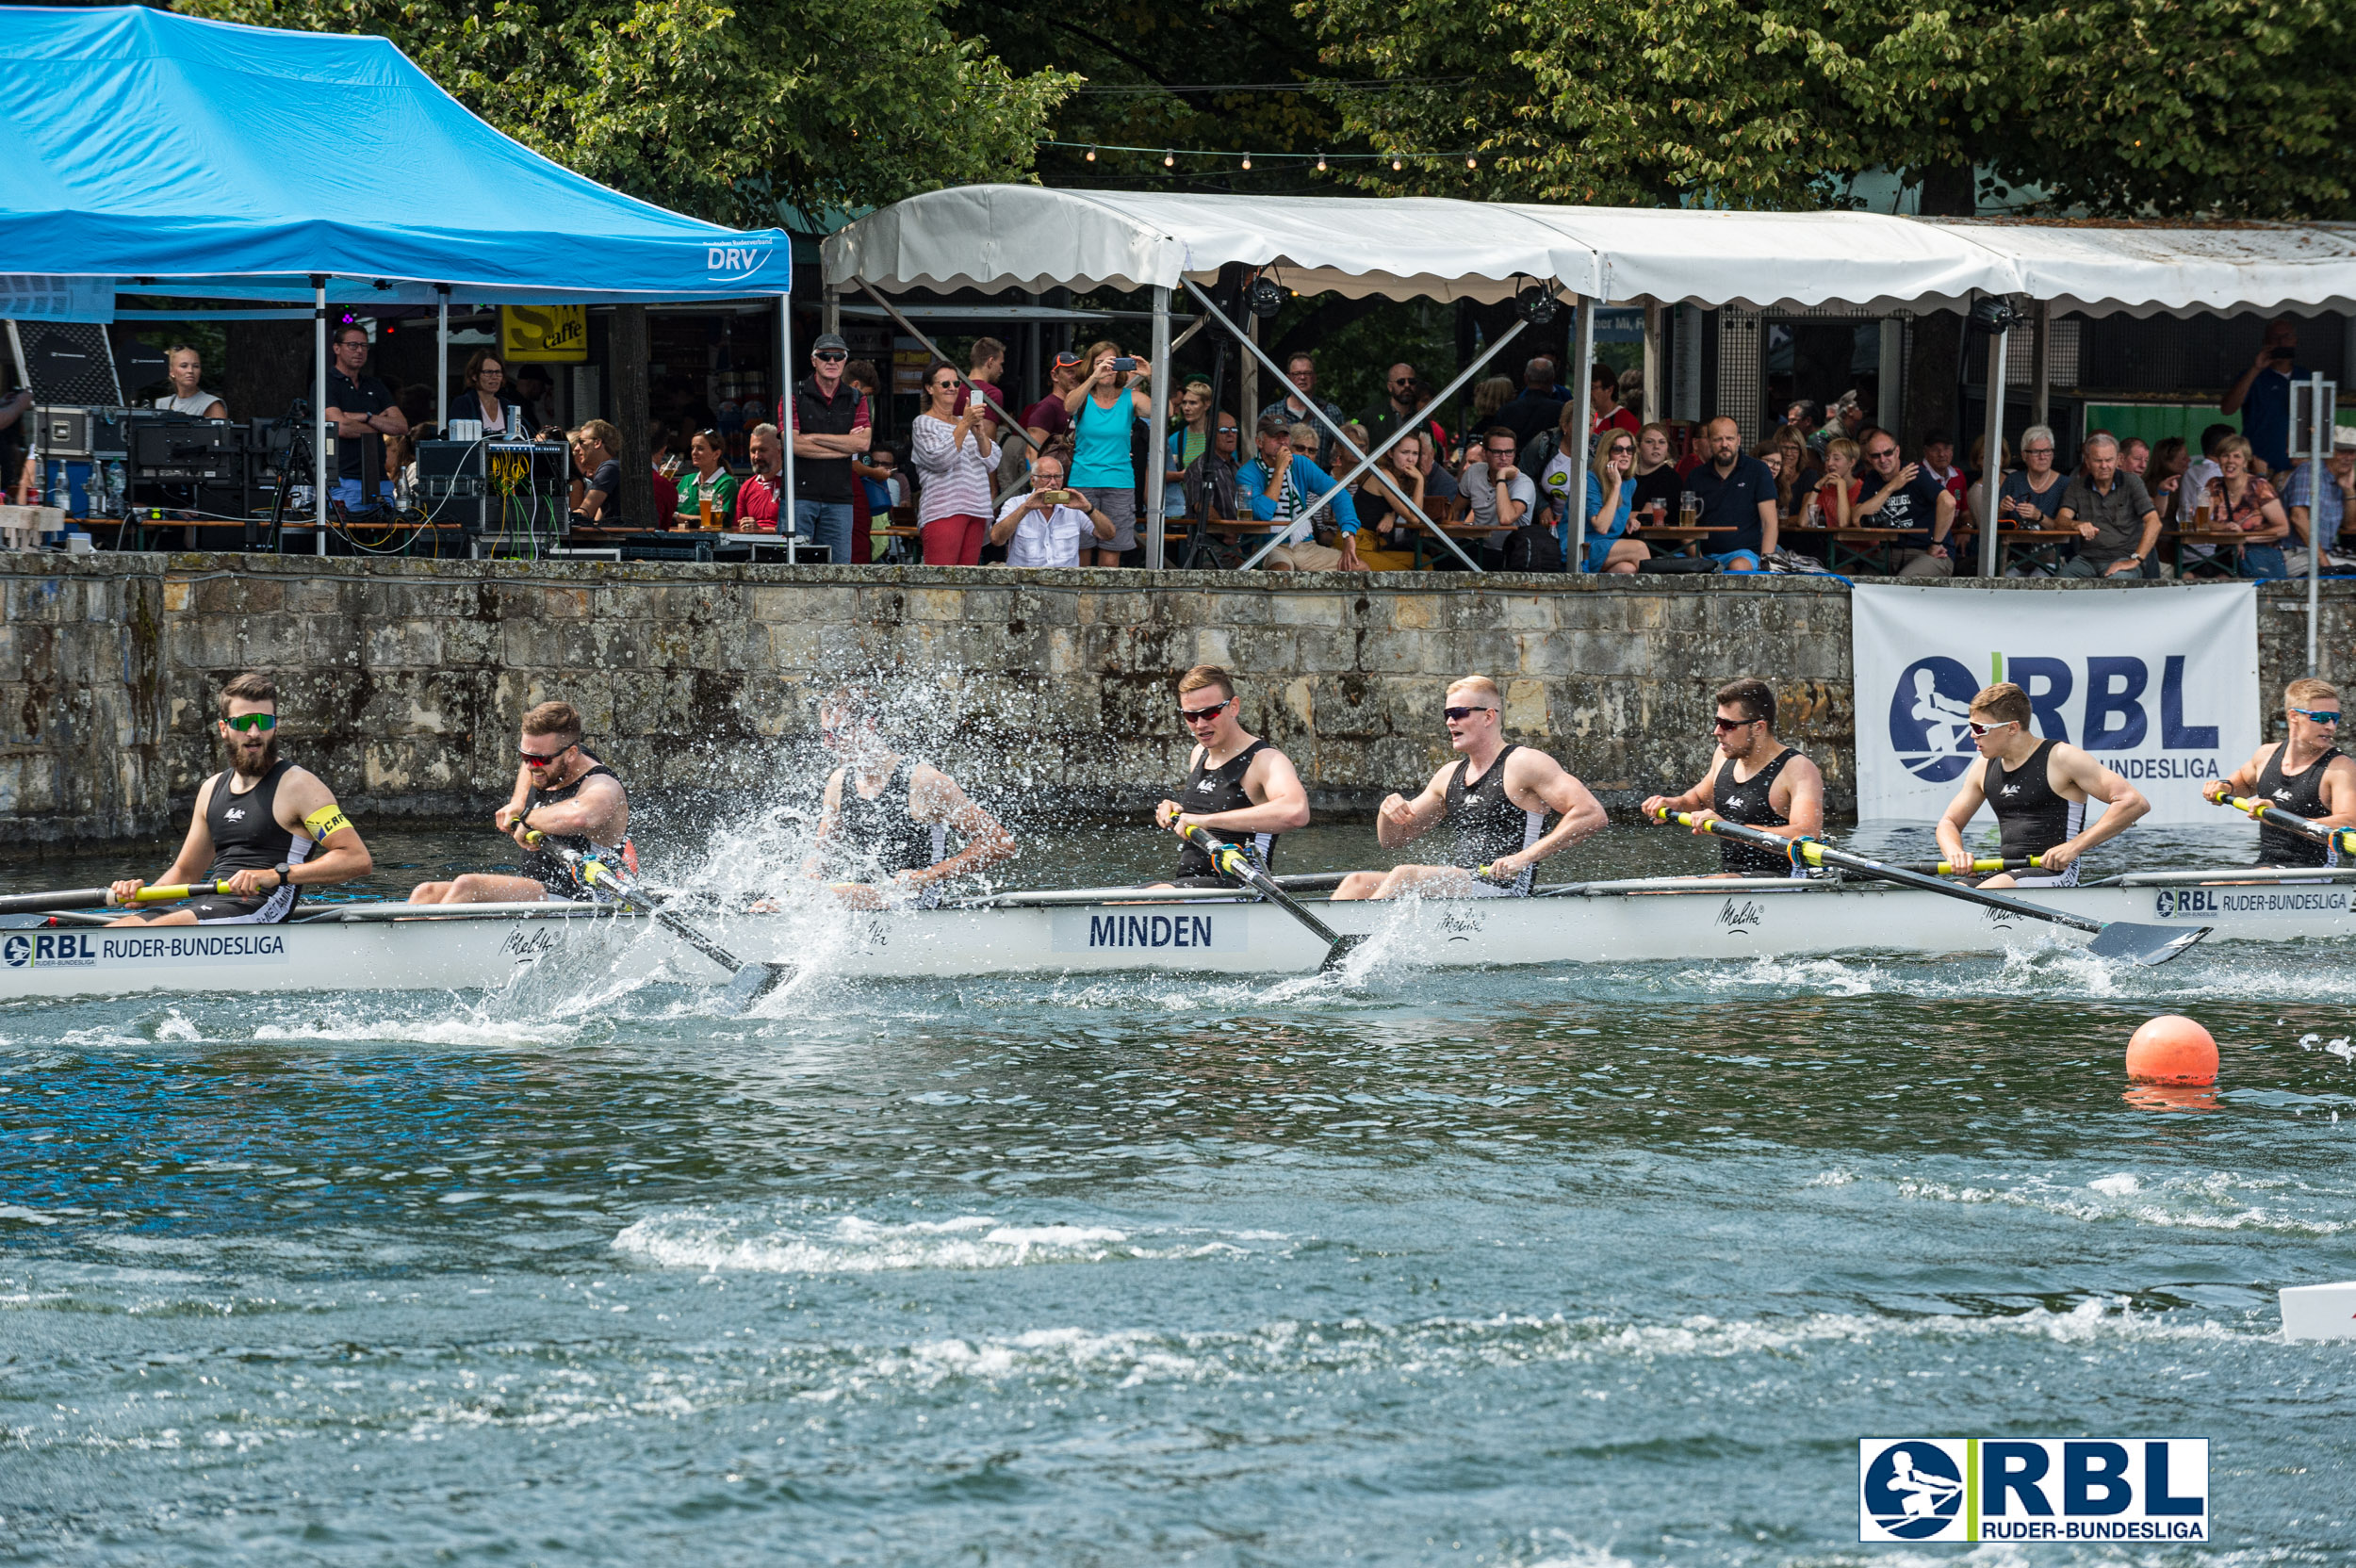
1054, 350, 1084, 368
810, 332, 849, 355
2334, 424, 2356, 449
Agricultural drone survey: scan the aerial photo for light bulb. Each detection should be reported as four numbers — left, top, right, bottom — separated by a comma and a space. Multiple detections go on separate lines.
1241, 153, 1252, 170
1163, 150, 1175, 167
1391, 155, 1403, 171
1315, 153, 1327, 172
1085, 146, 1096, 162
1466, 155, 1478, 170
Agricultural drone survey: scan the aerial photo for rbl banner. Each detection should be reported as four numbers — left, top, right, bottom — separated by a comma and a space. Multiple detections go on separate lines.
1851, 583, 2260, 825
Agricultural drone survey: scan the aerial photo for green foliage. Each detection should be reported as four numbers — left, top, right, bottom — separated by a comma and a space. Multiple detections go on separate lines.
177, 0, 1076, 224
1305, 0, 2356, 217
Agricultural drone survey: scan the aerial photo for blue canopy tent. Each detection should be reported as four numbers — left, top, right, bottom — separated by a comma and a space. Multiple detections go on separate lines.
0, 5, 794, 540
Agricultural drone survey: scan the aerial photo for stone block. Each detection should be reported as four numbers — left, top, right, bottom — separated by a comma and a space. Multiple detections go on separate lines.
1270, 593, 1345, 629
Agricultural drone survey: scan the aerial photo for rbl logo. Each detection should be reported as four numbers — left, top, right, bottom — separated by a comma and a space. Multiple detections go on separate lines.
1860, 1438, 2208, 1543
1888, 655, 2219, 782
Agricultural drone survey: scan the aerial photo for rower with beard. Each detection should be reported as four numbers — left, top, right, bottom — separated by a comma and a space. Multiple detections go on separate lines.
1333, 675, 1606, 899
408, 701, 630, 904
106, 671, 372, 925
1150, 665, 1312, 889
1641, 678, 1826, 875
1936, 680, 2150, 888
809, 688, 1015, 907
2205, 677, 2356, 866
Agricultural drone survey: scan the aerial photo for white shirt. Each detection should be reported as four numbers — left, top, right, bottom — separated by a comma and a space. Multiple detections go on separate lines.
1462, 460, 1537, 530
996, 487, 1096, 567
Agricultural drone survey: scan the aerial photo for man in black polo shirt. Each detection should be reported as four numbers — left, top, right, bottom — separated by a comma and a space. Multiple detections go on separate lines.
319, 322, 406, 514
787, 331, 873, 564
1686, 416, 1776, 571
1851, 429, 1958, 578
1494, 356, 1568, 454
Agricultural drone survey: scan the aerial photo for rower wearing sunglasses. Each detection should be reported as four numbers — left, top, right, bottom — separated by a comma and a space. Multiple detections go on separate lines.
2204, 678, 2356, 866
1935, 680, 2149, 889
1640, 678, 1825, 875
408, 700, 631, 905
106, 671, 372, 926
1333, 675, 1606, 900
808, 687, 1014, 907
1151, 665, 1311, 889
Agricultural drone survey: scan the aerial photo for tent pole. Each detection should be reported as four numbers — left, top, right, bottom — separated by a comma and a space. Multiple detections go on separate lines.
1192, 275, 1528, 574
778, 296, 795, 563
313, 277, 328, 556
1642, 302, 1661, 425
1978, 323, 2008, 580
1145, 285, 1172, 569
2309, 371, 2327, 678
435, 285, 450, 432
1567, 295, 1595, 571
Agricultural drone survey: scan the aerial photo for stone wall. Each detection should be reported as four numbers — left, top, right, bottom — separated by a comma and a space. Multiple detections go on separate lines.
2, 553, 2347, 845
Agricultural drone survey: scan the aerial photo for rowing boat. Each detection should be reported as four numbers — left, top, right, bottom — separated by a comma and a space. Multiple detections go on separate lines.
3, 866, 2349, 999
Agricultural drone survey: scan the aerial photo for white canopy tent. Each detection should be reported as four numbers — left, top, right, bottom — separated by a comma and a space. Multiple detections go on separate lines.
824, 188, 2356, 595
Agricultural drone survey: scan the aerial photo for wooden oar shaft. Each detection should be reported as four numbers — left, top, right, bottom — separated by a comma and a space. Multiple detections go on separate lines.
1657, 810, 2105, 936
2218, 793, 2356, 854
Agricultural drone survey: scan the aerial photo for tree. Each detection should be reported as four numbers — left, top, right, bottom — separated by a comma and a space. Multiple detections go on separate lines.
1301, 0, 2356, 220
179, 0, 1076, 224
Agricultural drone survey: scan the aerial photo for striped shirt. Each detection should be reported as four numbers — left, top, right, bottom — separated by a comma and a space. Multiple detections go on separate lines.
910, 414, 1001, 524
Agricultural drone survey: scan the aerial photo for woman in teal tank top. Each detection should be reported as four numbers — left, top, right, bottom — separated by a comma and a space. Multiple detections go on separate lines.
1059, 341, 1155, 566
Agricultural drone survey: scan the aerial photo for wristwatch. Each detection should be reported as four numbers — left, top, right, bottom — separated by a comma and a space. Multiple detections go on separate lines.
272, 862, 293, 887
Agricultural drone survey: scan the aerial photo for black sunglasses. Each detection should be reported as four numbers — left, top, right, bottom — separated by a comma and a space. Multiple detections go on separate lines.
814, 351, 847, 363
1443, 705, 1493, 721
1178, 697, 1235, 723
1712, 715, 1760, 731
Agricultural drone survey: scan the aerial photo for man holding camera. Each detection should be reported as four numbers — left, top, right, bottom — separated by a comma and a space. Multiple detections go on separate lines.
2222, 317, 2308, 478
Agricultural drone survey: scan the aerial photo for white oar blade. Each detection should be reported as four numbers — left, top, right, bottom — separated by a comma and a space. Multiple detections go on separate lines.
719, 962, 791, 1013
2087, 921, 2213, 967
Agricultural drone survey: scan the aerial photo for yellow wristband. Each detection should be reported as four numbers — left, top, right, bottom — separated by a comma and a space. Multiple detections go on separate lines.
303, 803, 352, 841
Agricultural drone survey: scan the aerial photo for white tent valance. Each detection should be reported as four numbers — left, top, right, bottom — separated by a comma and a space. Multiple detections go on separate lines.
823, 186, 2356, 318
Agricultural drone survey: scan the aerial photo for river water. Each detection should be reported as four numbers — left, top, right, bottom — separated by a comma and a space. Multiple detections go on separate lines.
4, 817, 2353, 1566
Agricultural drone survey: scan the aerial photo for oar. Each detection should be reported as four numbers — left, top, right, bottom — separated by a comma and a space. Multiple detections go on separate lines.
514, 828, 790, 1010
1890, 856, 2045, 876
0, 881, 243, 917
1170, 821, 1363, 972
2213, 792, 2356, 856
1650, 809, 2210, 966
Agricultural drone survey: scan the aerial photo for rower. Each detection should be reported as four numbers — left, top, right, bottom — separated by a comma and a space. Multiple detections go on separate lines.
408, 701, 630, 905
1935, 680, 2149, 888
1333, 675, 1606, 899
1640, 677, 1825, 875
810, 687, 1014, 907
1151, 665, 1312, 889
106, 672, 372, 926
2205, 678, 2356, 866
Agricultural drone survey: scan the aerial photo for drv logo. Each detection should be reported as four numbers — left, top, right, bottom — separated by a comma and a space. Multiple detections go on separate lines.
705, 244, 774, 283
1890, 654, 2220, 783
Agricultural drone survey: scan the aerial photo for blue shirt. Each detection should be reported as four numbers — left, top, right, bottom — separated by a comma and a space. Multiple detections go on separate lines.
2240, 364, 2305, 473
2282, 463, 2349, 545
1070, 391, 1134, 488
1687, 453, 1777, 555
1235, 453, 1361, 535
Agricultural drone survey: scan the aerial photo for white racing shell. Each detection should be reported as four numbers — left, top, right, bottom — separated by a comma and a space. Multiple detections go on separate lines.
2, 871, 2349, 999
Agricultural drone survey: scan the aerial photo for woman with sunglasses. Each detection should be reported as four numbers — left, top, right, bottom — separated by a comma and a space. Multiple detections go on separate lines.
2204, 677, 2356, 868
1546, 428, 1651, 574
910, 360, 1001, 564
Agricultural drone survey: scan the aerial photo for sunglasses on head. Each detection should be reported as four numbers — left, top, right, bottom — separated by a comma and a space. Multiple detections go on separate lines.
223, 712, 276, 733
1968, 719, 2017, 738
1178, 696, 1235, 723
2293, 707, 2342, 724
1444, 705, 1493, 721
519, 742, 574, 767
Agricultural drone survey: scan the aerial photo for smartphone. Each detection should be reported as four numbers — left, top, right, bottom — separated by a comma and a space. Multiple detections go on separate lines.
1111, 356, 1137, 373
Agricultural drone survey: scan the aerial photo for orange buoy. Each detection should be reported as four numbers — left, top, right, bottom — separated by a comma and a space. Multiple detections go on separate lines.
2125, 1015, 2218, 1086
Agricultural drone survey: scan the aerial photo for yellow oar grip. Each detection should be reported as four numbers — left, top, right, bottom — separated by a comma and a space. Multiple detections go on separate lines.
129, 881, 231, 903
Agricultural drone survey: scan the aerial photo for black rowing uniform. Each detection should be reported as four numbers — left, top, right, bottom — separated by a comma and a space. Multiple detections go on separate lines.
123, 760, 315, 923
2254, 743, 2343, 869
826, 758, 949, 901
1713, 747, 1806, 876
517, 759, 630, 897
1983, 739, 2084, 887
1447, 743, 1547, 896
1169, 740, 1280, 889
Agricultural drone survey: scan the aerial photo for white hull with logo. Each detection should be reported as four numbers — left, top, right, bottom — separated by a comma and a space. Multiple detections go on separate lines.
3, 871, 2348, 999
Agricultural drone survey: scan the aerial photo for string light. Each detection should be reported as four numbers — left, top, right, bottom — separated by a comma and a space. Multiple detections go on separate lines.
1163, 149, 1175, 167
1085, 146, 1096, 161
1391, 155, 1403, 171
1466, 155, 1479, 170
1316, 152, 1327, 171
1042, 140, 1497, 168
1240, 152, 1252, 170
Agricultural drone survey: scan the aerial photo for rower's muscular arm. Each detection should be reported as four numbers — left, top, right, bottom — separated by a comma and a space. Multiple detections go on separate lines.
112, 777, 221, 901
1934, 760, 1991, 869
1492, 754, 1608, 876
517, 773, 627, 844
2041, 743, 2150, 871
2205, 745, 2274, 805
805, 769, 848, 877
1179, 747, 1312, 837
272, 768, 372, 888
1376, 766, 1453, 849
1765, 753, 1827, 841
905, 764, 1016, 886
2315, 755, 2356, 830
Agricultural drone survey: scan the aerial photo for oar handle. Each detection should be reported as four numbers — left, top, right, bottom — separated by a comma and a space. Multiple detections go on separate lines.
2216, 792, 2356, 854
127, 881, 237, 903
1938, 856, 2042, 875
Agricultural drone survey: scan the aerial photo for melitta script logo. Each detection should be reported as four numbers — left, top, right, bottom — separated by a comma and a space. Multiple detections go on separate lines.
705, 244, 774, 283
1860, 1438, 2208, 1543
1717, 898, 1764, 930
1888, 654, 2222, 784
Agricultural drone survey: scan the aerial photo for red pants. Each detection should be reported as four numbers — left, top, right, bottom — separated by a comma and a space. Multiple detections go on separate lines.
921, 513, 988, 565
